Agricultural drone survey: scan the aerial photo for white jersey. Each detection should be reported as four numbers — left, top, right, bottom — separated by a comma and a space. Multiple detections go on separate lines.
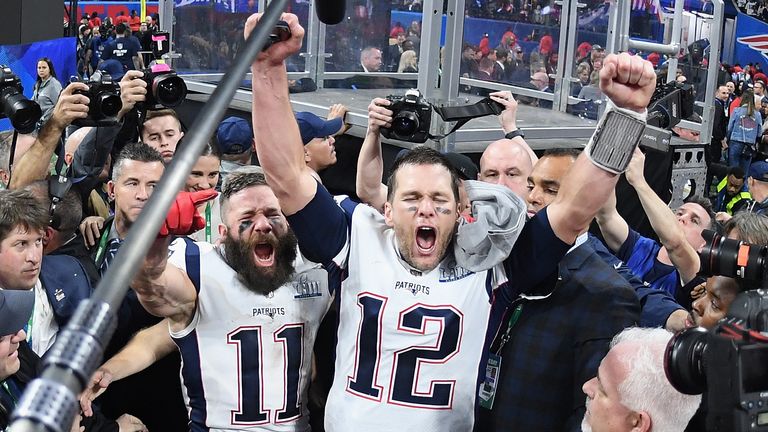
324, 204, 506, 432
167, 239, 333, 432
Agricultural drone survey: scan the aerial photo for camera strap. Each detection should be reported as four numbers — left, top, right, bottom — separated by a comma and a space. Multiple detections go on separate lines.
430, 97, 504, 141
6, 130, 19, 186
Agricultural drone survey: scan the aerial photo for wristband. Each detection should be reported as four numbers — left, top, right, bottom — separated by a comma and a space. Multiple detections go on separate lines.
585, 100, 647, 174
504, 129, 525, 140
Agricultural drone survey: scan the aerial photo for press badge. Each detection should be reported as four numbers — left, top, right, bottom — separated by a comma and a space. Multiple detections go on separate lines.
478, 353, 502, 409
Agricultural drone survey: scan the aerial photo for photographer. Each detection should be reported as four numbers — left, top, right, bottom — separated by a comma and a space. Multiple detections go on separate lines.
596, 149, 715, 301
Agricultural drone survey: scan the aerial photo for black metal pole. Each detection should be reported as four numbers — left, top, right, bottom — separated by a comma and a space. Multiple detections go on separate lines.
9, 1, 287, 430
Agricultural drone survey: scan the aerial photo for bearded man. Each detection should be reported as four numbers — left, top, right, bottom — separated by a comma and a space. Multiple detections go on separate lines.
82, 167, 334, 431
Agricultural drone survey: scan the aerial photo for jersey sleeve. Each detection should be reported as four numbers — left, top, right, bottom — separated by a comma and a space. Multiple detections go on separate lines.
286, 182, 358, 269
499, 208, 571, 305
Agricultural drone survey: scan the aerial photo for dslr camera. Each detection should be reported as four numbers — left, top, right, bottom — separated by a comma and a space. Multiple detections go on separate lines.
142, 63, 187, 109
665, 230, 768, 432
0, 65, 41, 133
71, 71, 122, 127
381, 89, 432, 143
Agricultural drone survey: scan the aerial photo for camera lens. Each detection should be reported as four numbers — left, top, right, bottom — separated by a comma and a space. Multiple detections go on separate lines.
392, 111, 419, 137
664, 327, 708, 395
97, 93, 122, 118
0, 88, 42, 134
700, 229, 767, 282
153, 75, 187, 108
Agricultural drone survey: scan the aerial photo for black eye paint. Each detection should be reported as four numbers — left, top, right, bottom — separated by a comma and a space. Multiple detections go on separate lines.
239, 220, 253, 235
406, 206, 418, 212
435, 207, 452, 215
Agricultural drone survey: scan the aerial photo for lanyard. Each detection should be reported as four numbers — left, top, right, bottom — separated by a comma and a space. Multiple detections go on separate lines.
205, 202, 212, 243
495, 303, 523, 355
94, 221, 112, 264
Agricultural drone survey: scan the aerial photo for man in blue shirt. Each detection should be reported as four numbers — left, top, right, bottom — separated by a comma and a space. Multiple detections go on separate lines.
100, 23, 141, 73
596, 149, 715, 299
85, 26, 111, 77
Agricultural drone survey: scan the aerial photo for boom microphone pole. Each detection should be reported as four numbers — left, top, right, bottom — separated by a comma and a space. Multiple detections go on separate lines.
9, 1, 287, 431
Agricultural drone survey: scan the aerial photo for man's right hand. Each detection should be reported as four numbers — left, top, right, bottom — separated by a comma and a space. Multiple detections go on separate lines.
367, 98, 392, 135
245, 13, 304, 68
49, 83, 90, 130
79, 216, 105, 248
118, 70, 147, 119
80, 368, 114, 417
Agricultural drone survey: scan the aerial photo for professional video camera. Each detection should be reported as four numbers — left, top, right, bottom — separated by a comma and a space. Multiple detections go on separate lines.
71, 71, 122, 127
639, 80, 695, 153
0, 65, 41, 134
141, 63, 187, 109
665, 230, 768, 432
381, 89, 504, 143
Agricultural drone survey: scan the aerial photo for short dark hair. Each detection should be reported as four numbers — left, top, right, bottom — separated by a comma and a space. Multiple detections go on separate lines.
115, 23, 128, 35
541, 148, 581, 161
683, 195, 716, 230
220, 166, 268, 220
23, 180, 83, 236
728, 166, 746, 180
495, 47, 509, 60
386, 146, 460, 203
141, 109, 182, 137
112, 142, 164, 181
0, 189, 48, 246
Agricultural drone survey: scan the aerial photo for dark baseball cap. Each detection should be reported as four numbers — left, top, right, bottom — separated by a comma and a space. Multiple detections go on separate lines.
0, 289, 34, 336
216, 117, 253, 155
749, 160, 768, 182
99, 59, 125, 81
444, 152, 479, 181
295, 112, 343, 145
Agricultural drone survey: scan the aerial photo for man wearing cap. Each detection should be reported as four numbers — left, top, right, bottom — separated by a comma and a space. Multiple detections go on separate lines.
0, 288, 148, 431
216, 116, 255, 182
296, 106, 348, 179
741, 161, 768, 214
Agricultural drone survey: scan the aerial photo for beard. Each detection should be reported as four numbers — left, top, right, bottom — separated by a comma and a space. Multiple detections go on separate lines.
223, 228, 298, 296
393, 222, 457, 272
581, 397, 592, 432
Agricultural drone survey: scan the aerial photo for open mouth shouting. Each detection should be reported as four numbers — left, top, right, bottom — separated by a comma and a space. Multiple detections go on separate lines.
253, 242, 276, 267
415, 226, 437, 256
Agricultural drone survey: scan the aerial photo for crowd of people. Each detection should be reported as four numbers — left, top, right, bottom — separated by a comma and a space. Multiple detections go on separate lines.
0, 8, 767, 432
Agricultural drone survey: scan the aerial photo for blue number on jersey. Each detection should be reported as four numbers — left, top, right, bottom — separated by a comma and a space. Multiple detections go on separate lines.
346, 293, 462, 408
228, 325, 304, 424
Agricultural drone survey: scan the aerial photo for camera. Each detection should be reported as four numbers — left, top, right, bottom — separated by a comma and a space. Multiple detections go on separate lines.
699, 229, 767, 289
381, 89, 432, 143
0, 65, 41, 134
664, 231, 768, 431
142, 63, 187, 109
71, 71, 122, 127
637, 80, 695, 153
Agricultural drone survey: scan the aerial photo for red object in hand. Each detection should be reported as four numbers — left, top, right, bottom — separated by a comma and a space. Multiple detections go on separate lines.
160, 190, 219, 237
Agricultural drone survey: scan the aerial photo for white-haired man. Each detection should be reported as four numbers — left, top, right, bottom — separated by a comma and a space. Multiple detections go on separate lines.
581, 327, 701, 432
